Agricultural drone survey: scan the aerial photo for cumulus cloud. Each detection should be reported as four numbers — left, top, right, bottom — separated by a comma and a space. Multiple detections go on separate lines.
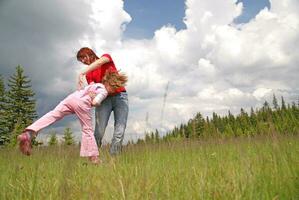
1, 0, 298, 143
111, 0, 299, 137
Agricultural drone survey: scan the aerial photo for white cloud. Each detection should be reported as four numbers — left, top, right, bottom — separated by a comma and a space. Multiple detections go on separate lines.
253, 88, 272, 100
198, 58, 216, 76
81, 0, 131, 51
75, 0, 299, 141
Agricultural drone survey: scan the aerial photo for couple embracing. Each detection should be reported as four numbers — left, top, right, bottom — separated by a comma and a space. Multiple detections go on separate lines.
18, 47, 129, 164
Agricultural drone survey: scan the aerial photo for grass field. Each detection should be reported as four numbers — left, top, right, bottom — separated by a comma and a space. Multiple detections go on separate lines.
0, 135, 298, 200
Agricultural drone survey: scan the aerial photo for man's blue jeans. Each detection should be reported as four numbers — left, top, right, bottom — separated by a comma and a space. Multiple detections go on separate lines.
94, 91, 128, 155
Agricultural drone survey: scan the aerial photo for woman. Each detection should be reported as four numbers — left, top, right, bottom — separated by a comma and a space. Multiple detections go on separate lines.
76, 47, 128, 155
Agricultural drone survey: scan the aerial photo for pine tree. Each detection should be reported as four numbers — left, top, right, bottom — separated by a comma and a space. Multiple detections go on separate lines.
0, 75, 5, 112
193, 112, 205, 137
48, 132, 58, 146
261, 101, 272, 122
63, 127, 75, 145
239, 108, 251, 135
6, 66, 37, 136
145, 132, 151, 143
224, 124, 234, 137
281, 96, 286, 110
250, 107, 257, 128
227, 110, 236, 131
9, 119, 26, 147
154, 129, 159, 143
292, 101, 299, 120
184, 122, 192, 138
150, 131, 155, 141
0, 75, 9, 145
272, 94, 279, 110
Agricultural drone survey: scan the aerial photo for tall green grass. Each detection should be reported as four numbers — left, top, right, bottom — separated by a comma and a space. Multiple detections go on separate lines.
0, 135, 298, 199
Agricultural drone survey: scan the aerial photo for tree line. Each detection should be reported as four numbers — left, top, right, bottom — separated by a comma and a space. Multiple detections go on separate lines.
141, 95, 299, 144
0, 66, 75, 146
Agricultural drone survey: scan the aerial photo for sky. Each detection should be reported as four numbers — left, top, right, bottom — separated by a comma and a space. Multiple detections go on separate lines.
0, 0, 298, 143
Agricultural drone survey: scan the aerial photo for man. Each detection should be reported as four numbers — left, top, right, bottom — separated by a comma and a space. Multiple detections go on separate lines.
77, 47, 128, 155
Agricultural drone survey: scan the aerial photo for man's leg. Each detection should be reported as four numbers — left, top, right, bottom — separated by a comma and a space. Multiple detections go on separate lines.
94, 97, 112, 147
110, 92, 128, 155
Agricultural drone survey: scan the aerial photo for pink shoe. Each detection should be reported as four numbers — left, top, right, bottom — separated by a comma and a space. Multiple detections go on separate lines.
17, 131, 32, 156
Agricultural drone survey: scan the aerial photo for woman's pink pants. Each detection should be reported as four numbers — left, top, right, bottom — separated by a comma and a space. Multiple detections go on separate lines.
26, 91, 99, 157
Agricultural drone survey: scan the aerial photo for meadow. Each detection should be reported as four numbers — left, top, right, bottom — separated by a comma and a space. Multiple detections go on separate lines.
0, 134, 298, 200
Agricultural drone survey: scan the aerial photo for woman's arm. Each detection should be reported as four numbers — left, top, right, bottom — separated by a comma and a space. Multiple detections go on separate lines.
81, 56, 110, 75
77, 56, 110, 89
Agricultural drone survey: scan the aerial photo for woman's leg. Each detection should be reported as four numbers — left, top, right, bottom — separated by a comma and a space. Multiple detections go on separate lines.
94, 97, 112, 147
111, 92, 129, 155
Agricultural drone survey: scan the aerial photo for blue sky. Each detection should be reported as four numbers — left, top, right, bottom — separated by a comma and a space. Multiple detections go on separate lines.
124, 0, 270, 39
235, 0, 270, 23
